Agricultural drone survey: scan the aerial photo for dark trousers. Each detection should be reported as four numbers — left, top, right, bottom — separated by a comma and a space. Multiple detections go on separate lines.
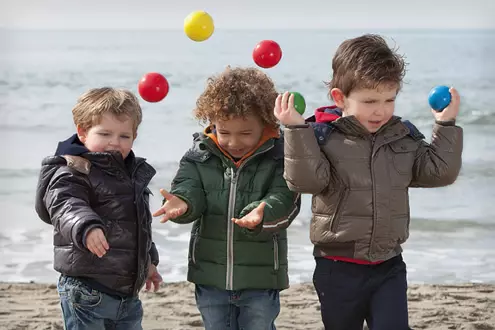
313, 254, 410, 330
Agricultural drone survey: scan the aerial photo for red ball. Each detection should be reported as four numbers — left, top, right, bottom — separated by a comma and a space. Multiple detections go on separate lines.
252, 40, 282, 69
138, 72, 169, 103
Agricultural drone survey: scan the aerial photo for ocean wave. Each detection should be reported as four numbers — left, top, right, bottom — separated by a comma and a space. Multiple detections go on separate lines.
0, 123, 66, 132
0, 168, 40, 179
410, 218, 495, 232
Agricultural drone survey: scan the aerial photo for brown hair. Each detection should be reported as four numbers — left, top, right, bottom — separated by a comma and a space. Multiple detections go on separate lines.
194, 66, 279, 129
72, 87, 142, 134
327, 34, 407, 99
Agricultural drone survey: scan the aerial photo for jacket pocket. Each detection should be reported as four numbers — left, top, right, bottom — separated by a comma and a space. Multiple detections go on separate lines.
310, 189, 349, 245
389, 142, 417, 175
69, 280, 102, 308
392, 214, 410, 244
330, 188, 349, 232
273, 235, 279, 271
190, 233, 198, 265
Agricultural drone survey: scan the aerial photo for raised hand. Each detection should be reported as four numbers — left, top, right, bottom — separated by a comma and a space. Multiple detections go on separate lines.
432, 87, 460, 122
274, 92, 305, 126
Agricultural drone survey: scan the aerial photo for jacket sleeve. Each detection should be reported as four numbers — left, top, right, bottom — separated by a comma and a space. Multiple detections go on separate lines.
149, 242, 159, 266
168, 156, 207, 224
283, 125, 331, 194
239, 159, 301, 235
411, 122, 463, 187
44, 167, 104, 250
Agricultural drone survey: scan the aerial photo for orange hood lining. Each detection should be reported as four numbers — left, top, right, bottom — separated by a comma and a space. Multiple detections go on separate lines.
204, 125, 279, 167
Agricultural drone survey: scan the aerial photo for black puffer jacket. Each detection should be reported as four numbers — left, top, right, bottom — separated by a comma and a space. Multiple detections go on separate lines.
35, 134, 158, 297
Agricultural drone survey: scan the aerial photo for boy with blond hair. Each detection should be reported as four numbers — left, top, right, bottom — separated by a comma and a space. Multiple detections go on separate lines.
35, 87, 162, 330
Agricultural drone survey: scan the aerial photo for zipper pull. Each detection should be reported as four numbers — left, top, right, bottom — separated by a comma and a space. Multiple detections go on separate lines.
231, 167, 237, 183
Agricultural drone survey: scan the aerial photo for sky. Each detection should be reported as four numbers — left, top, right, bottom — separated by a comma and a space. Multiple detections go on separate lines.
0, 0, 494, 30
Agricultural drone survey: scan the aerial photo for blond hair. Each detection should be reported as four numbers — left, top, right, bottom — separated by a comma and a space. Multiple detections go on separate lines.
72, 87, 142, 134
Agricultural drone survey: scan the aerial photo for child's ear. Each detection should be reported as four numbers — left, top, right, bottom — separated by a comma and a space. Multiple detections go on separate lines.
76, 125, 88, 143
330, 88, 345, 108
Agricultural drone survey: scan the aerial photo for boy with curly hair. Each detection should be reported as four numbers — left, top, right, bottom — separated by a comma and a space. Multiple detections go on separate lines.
153, 66, 301, 330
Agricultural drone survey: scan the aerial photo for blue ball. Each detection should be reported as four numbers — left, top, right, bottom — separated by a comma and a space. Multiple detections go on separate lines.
428, 85, 451, 112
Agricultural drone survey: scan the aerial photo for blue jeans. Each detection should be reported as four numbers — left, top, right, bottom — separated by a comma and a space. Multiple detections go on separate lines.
57, 275, 143, 330
195, 284, 280, 330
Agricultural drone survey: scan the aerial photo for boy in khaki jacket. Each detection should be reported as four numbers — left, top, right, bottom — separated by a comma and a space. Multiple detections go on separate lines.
274, 34, 463, 330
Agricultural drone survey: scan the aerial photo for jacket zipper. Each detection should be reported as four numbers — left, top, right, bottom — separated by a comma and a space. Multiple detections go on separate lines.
129, 159, 149, 295
273, 235, 279, 271
225, 145, 274, 290
369, 135, 377, 259
226, 167, 238, 290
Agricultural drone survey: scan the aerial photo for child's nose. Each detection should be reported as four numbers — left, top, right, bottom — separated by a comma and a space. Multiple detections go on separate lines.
374, 106, 385, 116
109, 137, 120, 146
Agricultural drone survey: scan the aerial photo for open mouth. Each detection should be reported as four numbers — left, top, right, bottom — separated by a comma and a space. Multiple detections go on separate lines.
368, 120, 382, 126
229, 149, 246, 157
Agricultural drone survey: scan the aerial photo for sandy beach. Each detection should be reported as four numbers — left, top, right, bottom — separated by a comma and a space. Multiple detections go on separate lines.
0, 281, 493, 330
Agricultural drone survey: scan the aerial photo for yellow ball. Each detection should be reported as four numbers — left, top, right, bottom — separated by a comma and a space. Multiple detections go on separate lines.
184, 10, 214, 42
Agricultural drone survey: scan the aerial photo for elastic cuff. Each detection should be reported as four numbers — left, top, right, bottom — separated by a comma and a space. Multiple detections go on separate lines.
285, 124, 310, 129
435, 120, 456, 126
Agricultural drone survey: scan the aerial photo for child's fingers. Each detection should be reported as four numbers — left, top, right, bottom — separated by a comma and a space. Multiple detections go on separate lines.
152, 206, 166, 217
255, 202, 266, 216
274, 94, 282, 114
88, 241, 106, 258
94, 242, 107, 258
153, 279, 161, 292
288, 93, 295, 110
167, 207, 186, 220
233, 218, 256, 229
232, 218, 242, 226
449, 87, 460, 106
159, 189, 175, 201
145, 280, 151, 292
281, 91, 289, 110
160, 214, 170, 223
98, 234, 109, 251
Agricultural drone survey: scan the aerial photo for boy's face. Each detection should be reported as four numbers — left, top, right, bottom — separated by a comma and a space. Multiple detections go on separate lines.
77, 113, 136, 159
213, 115, 264, 159
332, 84, 398, 133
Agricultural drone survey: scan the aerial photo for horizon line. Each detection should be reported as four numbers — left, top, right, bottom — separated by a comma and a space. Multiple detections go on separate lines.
1, 27, 494, 32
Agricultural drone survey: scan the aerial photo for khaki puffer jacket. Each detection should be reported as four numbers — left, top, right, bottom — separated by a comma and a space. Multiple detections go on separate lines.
283, 113, 463, 262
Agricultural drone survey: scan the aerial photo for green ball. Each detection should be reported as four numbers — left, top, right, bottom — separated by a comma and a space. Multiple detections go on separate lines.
291, 91, 306, 115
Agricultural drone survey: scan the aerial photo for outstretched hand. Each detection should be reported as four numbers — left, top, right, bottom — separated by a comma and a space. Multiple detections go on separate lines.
152, 189, 188, 223
232, 202, 266, 229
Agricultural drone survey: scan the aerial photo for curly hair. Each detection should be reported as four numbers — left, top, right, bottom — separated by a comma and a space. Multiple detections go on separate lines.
194, 66, 279, 129
327, 34, 407, 99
